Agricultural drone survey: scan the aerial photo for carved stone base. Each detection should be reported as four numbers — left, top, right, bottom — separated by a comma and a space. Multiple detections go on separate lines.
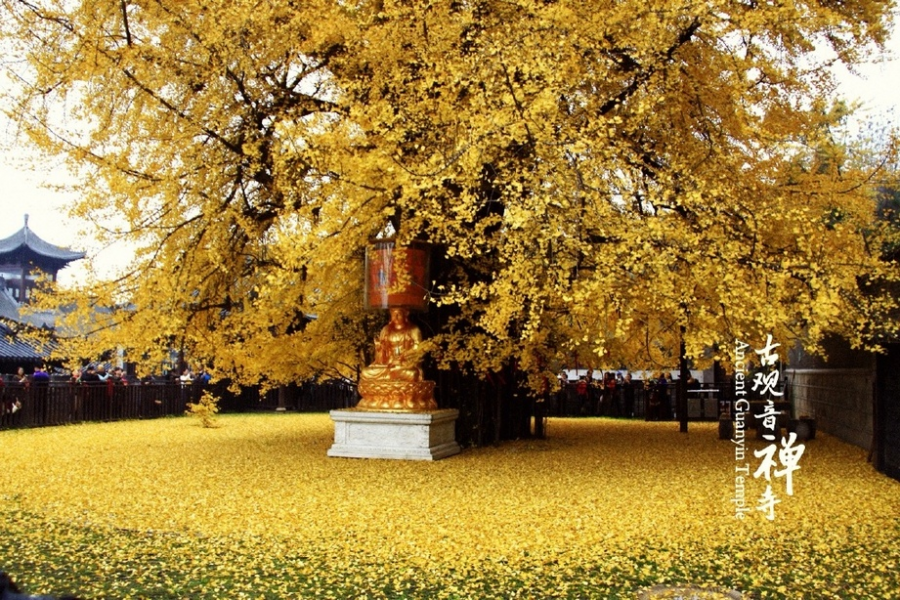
356, 379, 438, 411
327, 408, 460, 461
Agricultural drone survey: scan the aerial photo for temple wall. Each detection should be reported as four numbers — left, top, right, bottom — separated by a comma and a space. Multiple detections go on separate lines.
785, 368, 874, 451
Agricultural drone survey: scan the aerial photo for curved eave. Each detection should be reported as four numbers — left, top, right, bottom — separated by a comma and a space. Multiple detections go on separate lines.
0, 323, 56, 360
0, 246, 84, 274
0, 244, 85, 262
0, 226, 85, 265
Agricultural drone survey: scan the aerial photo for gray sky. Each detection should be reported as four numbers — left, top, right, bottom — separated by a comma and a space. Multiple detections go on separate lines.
1, 27, 899, 286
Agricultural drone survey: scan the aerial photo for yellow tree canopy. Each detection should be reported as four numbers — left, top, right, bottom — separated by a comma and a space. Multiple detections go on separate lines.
2, 0, 899, 386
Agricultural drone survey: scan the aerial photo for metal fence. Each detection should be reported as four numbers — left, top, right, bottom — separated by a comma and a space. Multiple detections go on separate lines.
1, 375, 733, 431
548, 380, 727, 421
0, 379, 358, 430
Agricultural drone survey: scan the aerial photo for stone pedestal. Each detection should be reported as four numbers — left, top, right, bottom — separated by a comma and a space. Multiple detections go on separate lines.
328, 408, 460, 461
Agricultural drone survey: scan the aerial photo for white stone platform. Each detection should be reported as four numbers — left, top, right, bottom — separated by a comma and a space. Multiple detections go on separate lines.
327, 408, 461, 461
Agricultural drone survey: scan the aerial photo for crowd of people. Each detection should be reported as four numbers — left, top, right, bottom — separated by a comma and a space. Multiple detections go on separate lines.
2, 363, 130, 386
3, 364, 211, 386
557, 371, 632, 417
72, 364, 130, 384
556, 370, 701, 420
1, 363, 215, 427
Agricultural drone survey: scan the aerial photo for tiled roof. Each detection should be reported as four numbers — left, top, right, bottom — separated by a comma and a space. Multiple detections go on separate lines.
0, 217, 85, 262
0, 285, 58, 359
0, 322, 56, 360
0, 285, 56, 328
0, 218, 81, 360
0, 285, 18, 322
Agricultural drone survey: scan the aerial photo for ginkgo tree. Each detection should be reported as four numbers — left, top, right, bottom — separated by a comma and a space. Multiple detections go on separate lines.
2, 0, 899, 437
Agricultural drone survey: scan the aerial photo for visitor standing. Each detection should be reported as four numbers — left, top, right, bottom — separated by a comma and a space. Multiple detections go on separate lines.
622, 373, 635, 418
658, 373, 670, 420
604, 372, 618, 416
575, 376, 589, 415
31, 365, 50, 385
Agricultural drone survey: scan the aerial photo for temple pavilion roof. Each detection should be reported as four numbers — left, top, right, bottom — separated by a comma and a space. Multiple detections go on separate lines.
0, 215, 85, 269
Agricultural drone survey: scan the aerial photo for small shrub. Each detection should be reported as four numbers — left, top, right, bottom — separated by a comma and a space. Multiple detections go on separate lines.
186, 390, 221, 428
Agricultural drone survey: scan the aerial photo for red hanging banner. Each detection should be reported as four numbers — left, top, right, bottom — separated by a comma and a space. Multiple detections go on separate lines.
364, 240, 430, 310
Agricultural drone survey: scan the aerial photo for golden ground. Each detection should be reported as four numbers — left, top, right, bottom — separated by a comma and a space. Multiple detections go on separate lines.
1, 414, 898, 598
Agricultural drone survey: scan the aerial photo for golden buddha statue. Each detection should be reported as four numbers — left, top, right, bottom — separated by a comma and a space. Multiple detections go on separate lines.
357, 308, 437, 411
360, 308, 424, 382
